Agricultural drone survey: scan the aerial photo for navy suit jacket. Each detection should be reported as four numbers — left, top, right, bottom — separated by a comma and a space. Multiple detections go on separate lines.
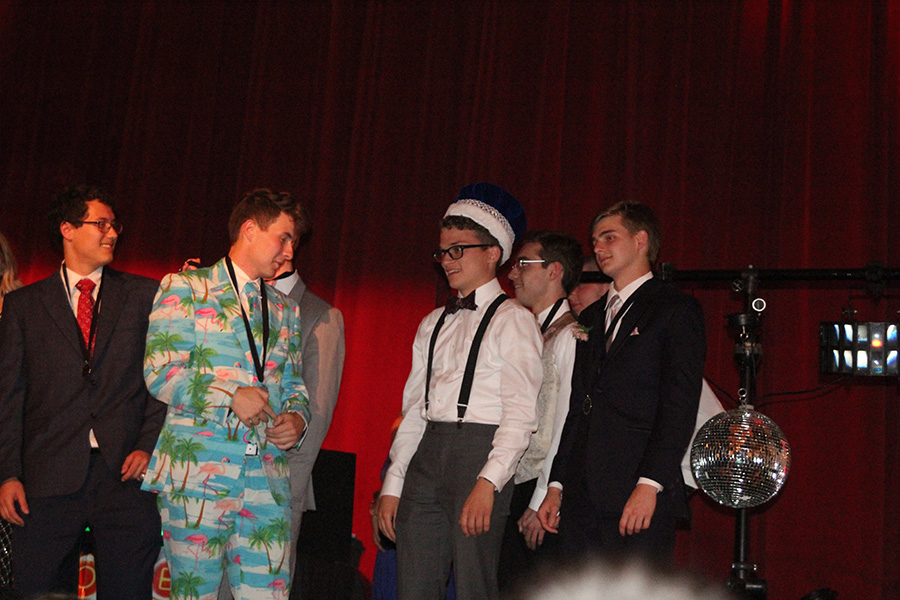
0, 267, 166, 498
549, 276, 705, 519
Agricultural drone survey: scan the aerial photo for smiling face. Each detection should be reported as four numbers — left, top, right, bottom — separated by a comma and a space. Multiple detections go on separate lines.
439, 227, 499, 297
591, 214, 650, 289
60, 199, 118, 275
241, 211, 296, 280
508, 242, 553, 313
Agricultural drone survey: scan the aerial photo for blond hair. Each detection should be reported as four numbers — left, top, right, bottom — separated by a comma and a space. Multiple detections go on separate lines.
0, 232, 23, 299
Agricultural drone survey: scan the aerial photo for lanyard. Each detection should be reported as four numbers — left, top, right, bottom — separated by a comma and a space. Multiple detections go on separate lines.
225, 257, 269, 383
62, 264, 104, 377
540, 298, 565, 334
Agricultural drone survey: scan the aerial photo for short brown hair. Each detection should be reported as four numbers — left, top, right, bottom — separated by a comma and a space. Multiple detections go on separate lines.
47, 185, 114, 251
520, 230, 583, 294
228, 189, 303, 243
591, 201, 661, 263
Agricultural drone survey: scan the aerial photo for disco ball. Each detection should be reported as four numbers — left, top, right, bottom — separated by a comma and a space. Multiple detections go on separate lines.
690, 407, 791, 509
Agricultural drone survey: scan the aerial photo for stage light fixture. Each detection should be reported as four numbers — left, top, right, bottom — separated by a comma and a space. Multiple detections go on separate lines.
819, 322, 899, 376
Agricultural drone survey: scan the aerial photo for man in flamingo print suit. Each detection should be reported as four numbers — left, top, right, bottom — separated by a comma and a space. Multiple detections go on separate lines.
142, 189, 310, 600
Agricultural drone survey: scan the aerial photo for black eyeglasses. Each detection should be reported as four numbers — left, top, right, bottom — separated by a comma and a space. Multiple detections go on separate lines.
74, 220, 123, 234
432, 244, 492, 262
511, 258, 546, 271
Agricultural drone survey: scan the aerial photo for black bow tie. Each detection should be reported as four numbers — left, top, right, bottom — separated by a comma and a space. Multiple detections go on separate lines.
446, 291, 477, 314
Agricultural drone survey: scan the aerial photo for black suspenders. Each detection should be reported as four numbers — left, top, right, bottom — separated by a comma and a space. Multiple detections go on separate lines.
425, 294, 509, 424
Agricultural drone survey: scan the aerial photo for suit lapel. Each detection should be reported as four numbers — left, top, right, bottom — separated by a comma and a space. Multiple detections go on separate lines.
579, 292, 608, 369
209, 262, 251, 368
603, 278, 662, 360
263, 282, 283, 356
39, 273, 84, 356
91, 267, 125, 361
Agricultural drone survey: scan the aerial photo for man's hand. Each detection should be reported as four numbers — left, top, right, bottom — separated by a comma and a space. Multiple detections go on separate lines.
619, 483, 658, 536
179, 257, 201, 272
459, 477, 495, 537
370, 495, 387, 551
231, 386, 277, 428
264, 412, 307, 450
377, 494, 400, 542
121, 450, 151, 482
536, 487, 562, 533
517, 508, 545, 550
0, 479, 28, 526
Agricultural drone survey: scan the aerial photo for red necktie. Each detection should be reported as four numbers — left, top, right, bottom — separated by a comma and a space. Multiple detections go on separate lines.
75, 278, 96, 349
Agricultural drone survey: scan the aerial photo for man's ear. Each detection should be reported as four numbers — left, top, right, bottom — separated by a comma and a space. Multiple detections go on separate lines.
241, 219, 257, 242
547, 260, 563, 282
487, 245, 502, 266
635, 229, 649, 254
60, 221, 74, 242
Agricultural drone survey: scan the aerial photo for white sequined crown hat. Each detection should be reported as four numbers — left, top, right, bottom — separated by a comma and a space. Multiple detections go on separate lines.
444, 182, 527, 265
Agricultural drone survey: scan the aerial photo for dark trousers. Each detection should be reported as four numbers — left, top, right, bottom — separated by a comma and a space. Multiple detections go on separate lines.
497, 478, 560, 592
396, 422, 513, 600
12, 451, 161, 600
557, 475, 676, 564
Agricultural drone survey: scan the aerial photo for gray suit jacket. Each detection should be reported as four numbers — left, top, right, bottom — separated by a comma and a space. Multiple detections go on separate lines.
284, 276, 345, 526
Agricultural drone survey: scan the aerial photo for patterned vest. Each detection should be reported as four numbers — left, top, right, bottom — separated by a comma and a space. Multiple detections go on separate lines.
514, 310, 577, 484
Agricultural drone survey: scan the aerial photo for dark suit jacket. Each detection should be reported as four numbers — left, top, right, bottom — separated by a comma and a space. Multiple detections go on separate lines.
0, 267, 166, 498
549, 276, 705, 520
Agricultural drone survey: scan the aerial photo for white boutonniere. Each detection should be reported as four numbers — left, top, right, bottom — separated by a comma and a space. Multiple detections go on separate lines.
572, 324, 592, 342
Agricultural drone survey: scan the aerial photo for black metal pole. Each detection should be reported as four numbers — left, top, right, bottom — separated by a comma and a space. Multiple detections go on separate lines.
723, 270, 768, 600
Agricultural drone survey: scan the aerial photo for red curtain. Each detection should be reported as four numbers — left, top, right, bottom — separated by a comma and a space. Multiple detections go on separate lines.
1, 2, 897, 598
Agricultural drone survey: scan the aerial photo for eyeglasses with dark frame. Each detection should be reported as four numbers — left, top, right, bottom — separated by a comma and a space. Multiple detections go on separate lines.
74, 220, 124, 234
510, 258, 547, 271
432, 244, 493, 262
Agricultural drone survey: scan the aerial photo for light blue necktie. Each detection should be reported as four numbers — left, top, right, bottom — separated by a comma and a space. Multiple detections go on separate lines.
243, 281, 261, 332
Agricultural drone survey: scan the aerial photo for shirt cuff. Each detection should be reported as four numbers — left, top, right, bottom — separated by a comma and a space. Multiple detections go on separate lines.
637, 477, 663, 492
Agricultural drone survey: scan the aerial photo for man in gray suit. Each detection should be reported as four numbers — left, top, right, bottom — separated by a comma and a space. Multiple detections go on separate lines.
269, 199, 345, 541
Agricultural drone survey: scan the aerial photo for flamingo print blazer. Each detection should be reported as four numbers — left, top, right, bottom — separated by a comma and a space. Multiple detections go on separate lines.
141, 258, 309, 505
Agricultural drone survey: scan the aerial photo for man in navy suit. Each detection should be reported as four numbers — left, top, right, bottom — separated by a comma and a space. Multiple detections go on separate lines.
538, 201, 705, 561
0, 186, 165, 598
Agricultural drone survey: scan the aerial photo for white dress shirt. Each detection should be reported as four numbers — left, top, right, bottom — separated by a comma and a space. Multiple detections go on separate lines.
271, 270, 299, 295
63, 264, 103, 448
64, 265, 102, 311
382, 279, 542, 497
227, 260, 259, 315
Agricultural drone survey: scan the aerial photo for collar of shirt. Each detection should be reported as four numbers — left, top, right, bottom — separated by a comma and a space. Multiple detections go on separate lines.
228, 260, 259, 314
62, 264, 103, 312
607, 270, 654, 309
452, 278, 504, 315
272, 270, 300, 295
536, 298, 571, 326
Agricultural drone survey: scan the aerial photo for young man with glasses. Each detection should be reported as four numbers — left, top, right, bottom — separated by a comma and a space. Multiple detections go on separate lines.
0, 185, 165, 598
498, 231, 582, 590
376, 183, 542, 600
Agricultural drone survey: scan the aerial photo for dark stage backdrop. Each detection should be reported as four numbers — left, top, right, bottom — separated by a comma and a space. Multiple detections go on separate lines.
0, 2, 898, 598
